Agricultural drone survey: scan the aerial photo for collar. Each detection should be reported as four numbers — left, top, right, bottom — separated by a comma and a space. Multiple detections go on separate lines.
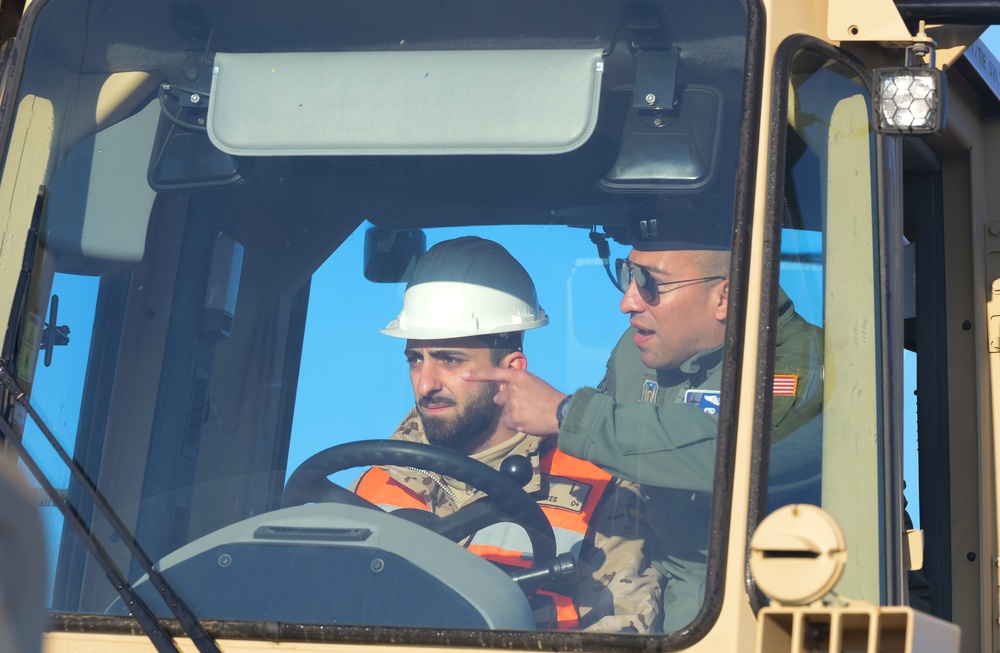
383, 408, 546, 506
655, 344, 724, 388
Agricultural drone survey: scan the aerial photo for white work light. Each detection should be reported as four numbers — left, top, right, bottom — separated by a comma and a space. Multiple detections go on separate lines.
872, 42, 946, 135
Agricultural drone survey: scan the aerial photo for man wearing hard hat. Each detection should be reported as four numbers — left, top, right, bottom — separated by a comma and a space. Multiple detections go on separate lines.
352, 236, 663, 633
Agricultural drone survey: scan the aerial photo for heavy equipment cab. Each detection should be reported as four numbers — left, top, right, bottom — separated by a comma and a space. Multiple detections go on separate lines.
0, 0, 999, 652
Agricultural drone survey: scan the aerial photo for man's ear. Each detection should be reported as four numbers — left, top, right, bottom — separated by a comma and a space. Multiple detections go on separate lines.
503, 351, 527, 371
714, 279, 729, 322
494, 351, 526, 392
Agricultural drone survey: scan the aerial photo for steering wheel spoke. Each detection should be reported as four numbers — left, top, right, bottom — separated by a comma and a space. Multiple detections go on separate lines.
433, 500, 508, 542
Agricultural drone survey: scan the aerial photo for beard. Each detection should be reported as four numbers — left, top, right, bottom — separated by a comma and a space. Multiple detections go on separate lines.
419, 381, 501, 452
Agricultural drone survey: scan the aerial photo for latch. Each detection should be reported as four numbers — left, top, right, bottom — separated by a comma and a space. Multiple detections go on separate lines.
987, 222, 1000, 352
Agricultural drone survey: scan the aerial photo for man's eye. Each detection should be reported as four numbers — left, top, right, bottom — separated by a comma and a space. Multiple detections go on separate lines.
406, 357, 421, 367
442, 356, 463, 365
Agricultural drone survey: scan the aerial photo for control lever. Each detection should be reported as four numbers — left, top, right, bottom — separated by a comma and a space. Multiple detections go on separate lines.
508, 552, 579, 591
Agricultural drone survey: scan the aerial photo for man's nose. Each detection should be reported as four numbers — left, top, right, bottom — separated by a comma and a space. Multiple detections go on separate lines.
619, 279, 644, 314
414, 363, 443, 396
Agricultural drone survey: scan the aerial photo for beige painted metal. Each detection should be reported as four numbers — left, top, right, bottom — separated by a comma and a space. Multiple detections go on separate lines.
756, 604, 960, 653
826, 0, 913, 43
986, 120, 1000, 653
933, 80, 991, 653
43, 633, 534, 653
0, 95, 52, 393
905, 529, 924, 572
749, 506, 958, 652
819, 90, 883, 604
11, 2, 996, 653
749, 505, 848, 606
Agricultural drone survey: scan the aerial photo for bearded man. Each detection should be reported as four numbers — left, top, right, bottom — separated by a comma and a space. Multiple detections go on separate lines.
351, 236, 662, 633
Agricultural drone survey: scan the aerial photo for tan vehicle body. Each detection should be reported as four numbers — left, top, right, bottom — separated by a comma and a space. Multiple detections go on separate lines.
0, 0, 998, 651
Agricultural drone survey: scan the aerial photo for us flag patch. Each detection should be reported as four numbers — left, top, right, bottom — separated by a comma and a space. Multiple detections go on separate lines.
773, 374, 799, 396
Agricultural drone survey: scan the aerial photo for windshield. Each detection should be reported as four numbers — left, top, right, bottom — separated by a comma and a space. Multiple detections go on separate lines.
1, 0, 752, 644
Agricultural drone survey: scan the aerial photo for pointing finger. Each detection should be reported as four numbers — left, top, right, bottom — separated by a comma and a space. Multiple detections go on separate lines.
462, 368, 519, 383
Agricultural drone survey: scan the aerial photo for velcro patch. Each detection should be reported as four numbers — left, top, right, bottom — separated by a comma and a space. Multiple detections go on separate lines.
773, 374, 799, 396
641, 379, 659, 403
538, 475, 592, 512
684, 389, 721, 415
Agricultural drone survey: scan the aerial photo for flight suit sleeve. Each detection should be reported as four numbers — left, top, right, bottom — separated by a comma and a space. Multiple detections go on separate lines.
573, 479, 664, 633
557, 388, 718, 493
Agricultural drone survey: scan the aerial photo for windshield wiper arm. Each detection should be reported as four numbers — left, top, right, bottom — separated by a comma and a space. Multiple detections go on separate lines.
0, 364, 221, 653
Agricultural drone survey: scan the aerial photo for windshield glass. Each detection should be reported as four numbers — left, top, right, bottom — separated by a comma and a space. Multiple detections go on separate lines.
2, 0, 751, 642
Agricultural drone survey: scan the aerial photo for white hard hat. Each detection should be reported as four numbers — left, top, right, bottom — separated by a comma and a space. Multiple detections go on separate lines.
382, 236, 548, 339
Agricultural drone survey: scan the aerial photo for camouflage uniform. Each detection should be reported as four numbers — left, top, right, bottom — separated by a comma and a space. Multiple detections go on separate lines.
352, 410, 664, 633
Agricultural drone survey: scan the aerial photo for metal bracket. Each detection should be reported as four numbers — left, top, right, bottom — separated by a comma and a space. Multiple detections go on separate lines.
632, 49, 677, 111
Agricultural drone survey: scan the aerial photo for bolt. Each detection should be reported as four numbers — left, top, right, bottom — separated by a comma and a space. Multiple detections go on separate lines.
968, 551, 977, 562
190, 93, 201, 104
963, 320, 972, 331
371, 558, 385, 572
990, 223, 1000, 237
653, 118, 663, 126
185, 68, 198, 81
645, 93, 656, 106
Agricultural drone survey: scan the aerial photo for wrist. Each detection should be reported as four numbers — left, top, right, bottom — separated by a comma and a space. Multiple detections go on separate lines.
555, 394, 572, 429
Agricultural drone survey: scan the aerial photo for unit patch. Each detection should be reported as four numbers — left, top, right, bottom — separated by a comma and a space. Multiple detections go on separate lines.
684, 389, 721, 415
640, 379, 659, 403
538, 475, 592, 512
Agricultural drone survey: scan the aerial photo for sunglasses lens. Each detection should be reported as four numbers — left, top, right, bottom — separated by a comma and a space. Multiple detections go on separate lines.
633, 266, 656, 303
616, 259, 658, 303
615, 259, 630, 293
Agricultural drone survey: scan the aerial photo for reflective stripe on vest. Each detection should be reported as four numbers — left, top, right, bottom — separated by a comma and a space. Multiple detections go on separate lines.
354, 448, 613, 630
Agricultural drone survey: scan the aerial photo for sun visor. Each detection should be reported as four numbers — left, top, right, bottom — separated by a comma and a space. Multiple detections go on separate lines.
207, 50, 604, 156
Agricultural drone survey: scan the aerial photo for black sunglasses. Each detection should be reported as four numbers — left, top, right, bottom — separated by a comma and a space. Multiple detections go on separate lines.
615, 258, 725, 304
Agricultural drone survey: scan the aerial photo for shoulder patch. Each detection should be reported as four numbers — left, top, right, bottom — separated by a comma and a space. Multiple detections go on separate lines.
537, 475, 592, 512
773, 374, 799, 396
684, 389, 721, 414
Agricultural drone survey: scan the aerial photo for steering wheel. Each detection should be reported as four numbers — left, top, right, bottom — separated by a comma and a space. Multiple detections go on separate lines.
282, 440, 568, 590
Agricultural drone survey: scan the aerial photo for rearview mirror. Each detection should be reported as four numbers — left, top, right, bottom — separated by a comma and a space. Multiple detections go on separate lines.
601, 85, 723, 191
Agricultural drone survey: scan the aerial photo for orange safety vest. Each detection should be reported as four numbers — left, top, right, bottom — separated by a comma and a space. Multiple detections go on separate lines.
354, 447, 613, 630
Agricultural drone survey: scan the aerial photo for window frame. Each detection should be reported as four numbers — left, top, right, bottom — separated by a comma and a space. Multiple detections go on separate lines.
748, 34, 901, 612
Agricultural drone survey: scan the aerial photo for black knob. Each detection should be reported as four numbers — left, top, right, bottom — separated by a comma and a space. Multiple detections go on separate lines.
499, 454, 533, 488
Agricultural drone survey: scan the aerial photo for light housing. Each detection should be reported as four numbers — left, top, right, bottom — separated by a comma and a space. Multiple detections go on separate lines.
872, 43, 947, 135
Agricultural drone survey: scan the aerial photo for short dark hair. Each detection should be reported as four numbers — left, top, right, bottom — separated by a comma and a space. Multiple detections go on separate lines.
486, 332, 524, 365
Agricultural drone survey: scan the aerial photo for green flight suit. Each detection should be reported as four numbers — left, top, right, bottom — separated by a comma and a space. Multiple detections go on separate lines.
557, 289, 824, 632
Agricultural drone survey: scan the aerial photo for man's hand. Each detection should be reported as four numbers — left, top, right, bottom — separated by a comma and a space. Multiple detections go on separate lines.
462, 368, 568, 437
